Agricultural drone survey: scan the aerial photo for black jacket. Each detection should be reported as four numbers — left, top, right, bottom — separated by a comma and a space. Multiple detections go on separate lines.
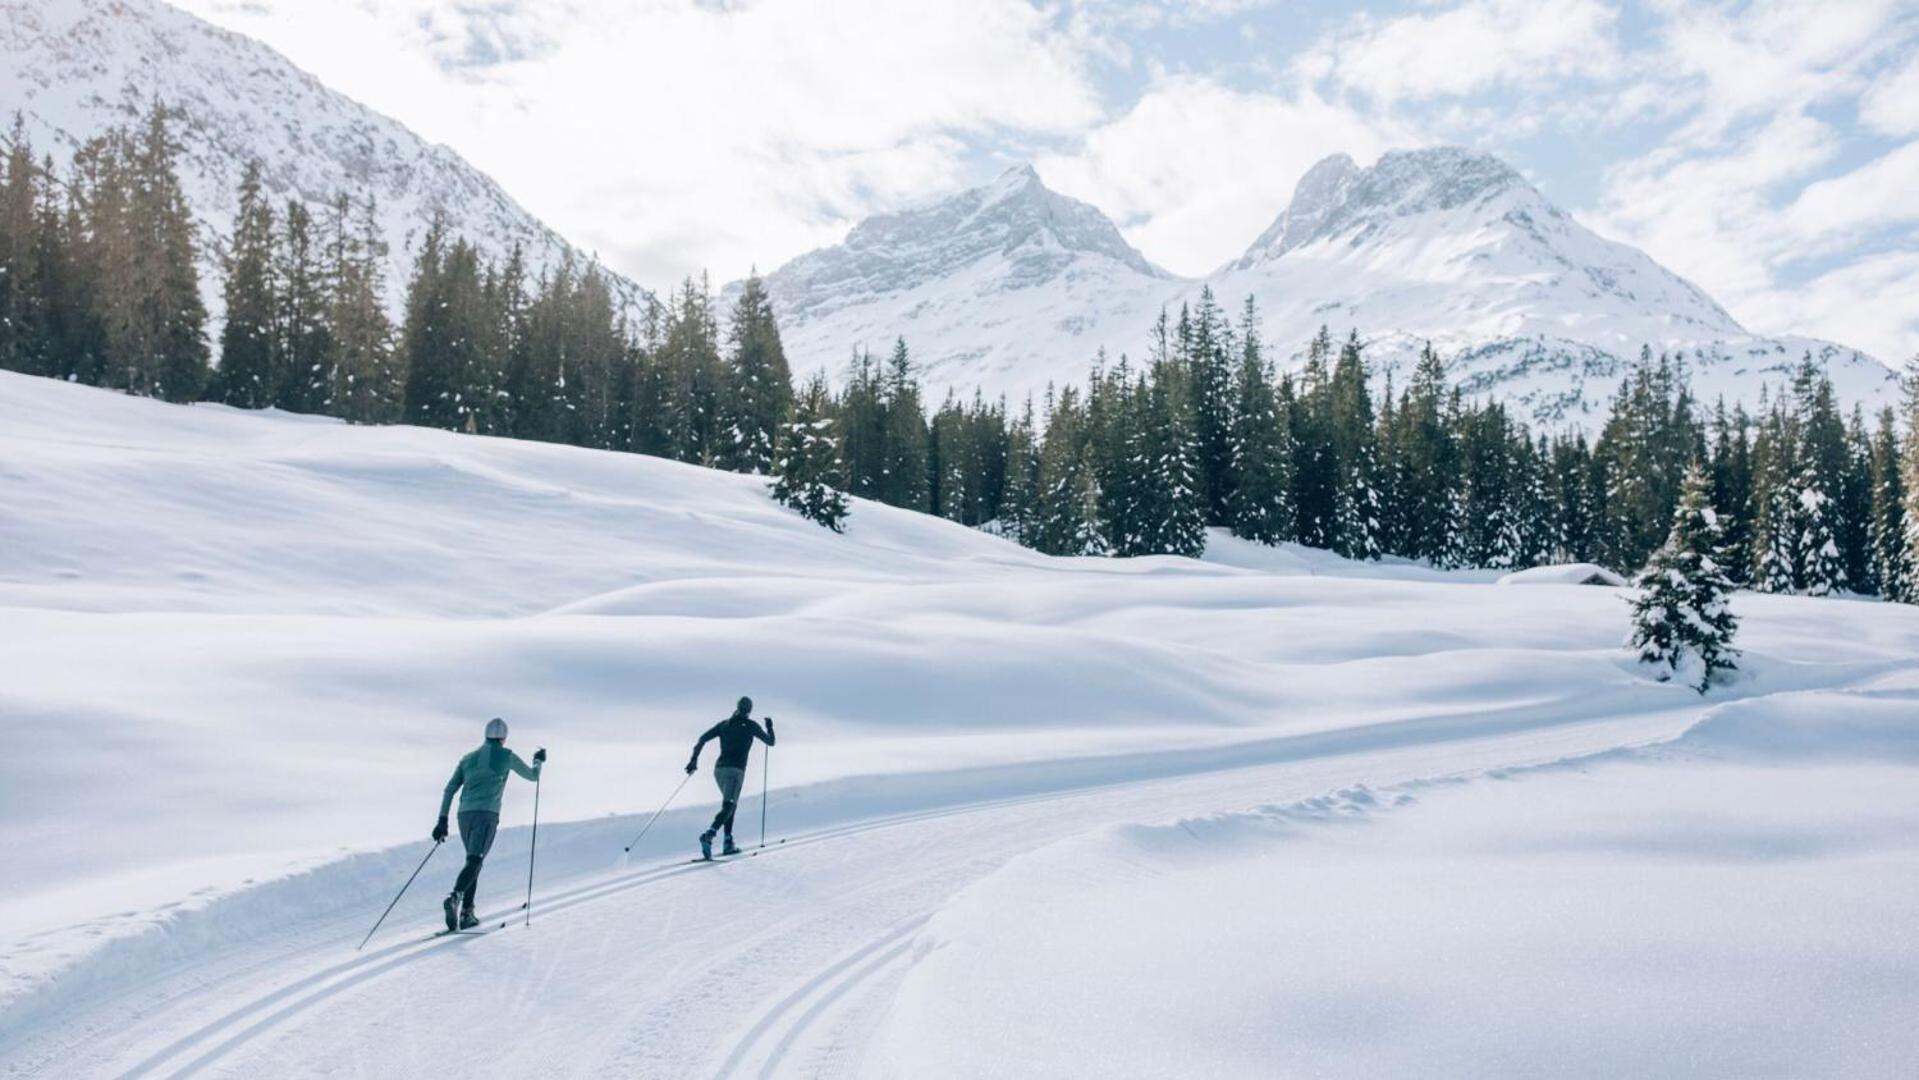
690, 714, 774, 770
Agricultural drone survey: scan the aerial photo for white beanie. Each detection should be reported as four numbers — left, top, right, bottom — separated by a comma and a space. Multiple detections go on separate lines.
484, 717, 508, 740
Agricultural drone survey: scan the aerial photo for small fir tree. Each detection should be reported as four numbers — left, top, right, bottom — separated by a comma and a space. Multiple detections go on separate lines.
1628, 462, 1740, 692
771, 374, 850, 532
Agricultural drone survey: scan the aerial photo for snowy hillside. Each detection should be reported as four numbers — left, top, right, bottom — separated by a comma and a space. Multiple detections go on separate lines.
3, 371, 1916, 1075
0, 0, 644, 326
753, 150, 1897, 429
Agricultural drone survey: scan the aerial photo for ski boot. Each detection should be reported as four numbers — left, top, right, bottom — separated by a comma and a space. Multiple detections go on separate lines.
722, 836, 741, 857
699, 829, 715, 861
459, 904, 481, 931
443, 892, 460, 933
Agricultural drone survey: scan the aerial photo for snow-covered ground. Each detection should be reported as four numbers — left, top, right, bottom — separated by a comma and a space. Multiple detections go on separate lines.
2, 370, 1915, 1076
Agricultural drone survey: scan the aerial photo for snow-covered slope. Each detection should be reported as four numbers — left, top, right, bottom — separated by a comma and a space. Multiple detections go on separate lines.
3, 371, 1917, 1075
0, 0, 645, 326
754, 149, 1897, 429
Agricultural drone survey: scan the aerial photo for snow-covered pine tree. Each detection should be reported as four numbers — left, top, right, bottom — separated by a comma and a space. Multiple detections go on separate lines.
1795, 464, 1846, 596
1869, 407, 1911, 602
1226, 299, 1293, 544
1335, 440, 1384, 560
1184, 287, 1236, 525
1032, 385, 1104, 555
771, 374, 849, 532
1143, 362, 1207, 557
1755, 483, 1798, 594
1439, 479, 1472, 570
997, 398, 1041, 542
1629, 461, 1740, 692
1900, 357, 1919, 600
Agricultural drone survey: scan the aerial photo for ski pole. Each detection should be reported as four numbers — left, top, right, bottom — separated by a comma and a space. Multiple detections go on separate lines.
759, 743, 770, 850
359, 839, 441, 951
524, 771, 541, 927
622, 772, 691, 853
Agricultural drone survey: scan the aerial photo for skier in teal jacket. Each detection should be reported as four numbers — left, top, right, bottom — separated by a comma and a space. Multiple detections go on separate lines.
434, 717, 544, 931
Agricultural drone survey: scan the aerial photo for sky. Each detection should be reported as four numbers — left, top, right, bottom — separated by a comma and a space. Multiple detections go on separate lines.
176, 0, 1919, 364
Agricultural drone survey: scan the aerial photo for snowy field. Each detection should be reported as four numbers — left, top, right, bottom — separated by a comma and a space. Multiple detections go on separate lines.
2, 370, 1916, 1077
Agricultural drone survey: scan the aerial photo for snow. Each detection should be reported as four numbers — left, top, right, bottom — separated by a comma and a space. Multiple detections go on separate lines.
868, 692, 1919, 1077
1497, 562, 1629, 587
749, 151, 1896, 432
3, 369, 1917, 1075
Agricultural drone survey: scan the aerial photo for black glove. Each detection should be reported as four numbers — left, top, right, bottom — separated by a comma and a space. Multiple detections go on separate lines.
766, 716, 775, 731
432, 816, 448, 842
533, 747, 547, 764
684, 760, 697, 775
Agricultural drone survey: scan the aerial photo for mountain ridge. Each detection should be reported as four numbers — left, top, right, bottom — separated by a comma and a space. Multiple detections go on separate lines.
750, 147, 1895, 430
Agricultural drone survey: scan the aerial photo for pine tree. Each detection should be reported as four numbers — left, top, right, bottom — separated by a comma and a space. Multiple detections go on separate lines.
273, 199, 331, 413
1628, 461, 1740, 693
1755, 482, 1798, 594
719, 271, 791, 473
1329, 330, 1381, 560
1226, 300, 1293, 543
1291, 326, 1338, 548
0, 117, 49, 377
998, 397, 1040, 541
1795, 463, 1847, 596
1868, 406, 1910, 602
1184, 287, 1235, 524
209, 161, 278, 407
1032, 386, 1104, 556
1387, 342, 1458, 563
771, 373, 849, 532
99, 106, 208, 401
879, 339, 930, 511
325, 192, 398, 423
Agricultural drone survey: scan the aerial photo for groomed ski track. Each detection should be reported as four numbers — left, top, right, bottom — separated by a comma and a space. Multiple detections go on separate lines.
3, 705, 1698, 1079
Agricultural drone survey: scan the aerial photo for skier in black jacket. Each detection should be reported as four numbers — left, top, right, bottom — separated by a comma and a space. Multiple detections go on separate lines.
686, 696, 776, 859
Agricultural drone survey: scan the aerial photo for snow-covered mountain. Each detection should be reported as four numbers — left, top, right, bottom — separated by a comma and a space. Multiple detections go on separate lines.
754, 149, 1897, 429
0, 0, 645, 328
747, 163, 1179, 395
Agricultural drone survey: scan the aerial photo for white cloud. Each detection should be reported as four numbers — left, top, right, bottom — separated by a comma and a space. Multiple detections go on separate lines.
1747, 250, 1919, 364
180, 0, 1102, 284
1037, 75, 1414, 276
1652, 0, 1902, 143
1307, 0, 1622, 105
1860, 49, 1919, 136
1785, 140, 1919, 247
1593, 113, 1839, 305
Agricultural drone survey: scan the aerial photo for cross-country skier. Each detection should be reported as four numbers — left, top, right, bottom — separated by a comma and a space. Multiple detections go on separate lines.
433, 718, 544, 931
685, 697, 775, 859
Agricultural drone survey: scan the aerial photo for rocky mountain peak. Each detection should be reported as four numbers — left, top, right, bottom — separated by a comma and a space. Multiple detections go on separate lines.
1234, 146, 1531, 269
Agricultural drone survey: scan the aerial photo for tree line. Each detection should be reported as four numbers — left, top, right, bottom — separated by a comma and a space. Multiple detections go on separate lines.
799, 288, 1916, 603
3, 106, 1915, 601
0, 106, 794, 473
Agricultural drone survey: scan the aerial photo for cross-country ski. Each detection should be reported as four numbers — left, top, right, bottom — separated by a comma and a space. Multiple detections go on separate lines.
5, 3, 1918, 1077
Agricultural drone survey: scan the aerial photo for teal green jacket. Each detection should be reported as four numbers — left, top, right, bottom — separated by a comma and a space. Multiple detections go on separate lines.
440, 742, 541, 817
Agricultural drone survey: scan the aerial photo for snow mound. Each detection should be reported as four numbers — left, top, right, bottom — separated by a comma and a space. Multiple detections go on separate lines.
1672, 691, 1919, 763
1497, 563, 1629, 587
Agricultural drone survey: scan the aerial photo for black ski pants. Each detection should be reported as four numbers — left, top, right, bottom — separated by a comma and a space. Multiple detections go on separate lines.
452, 810, 500, 908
